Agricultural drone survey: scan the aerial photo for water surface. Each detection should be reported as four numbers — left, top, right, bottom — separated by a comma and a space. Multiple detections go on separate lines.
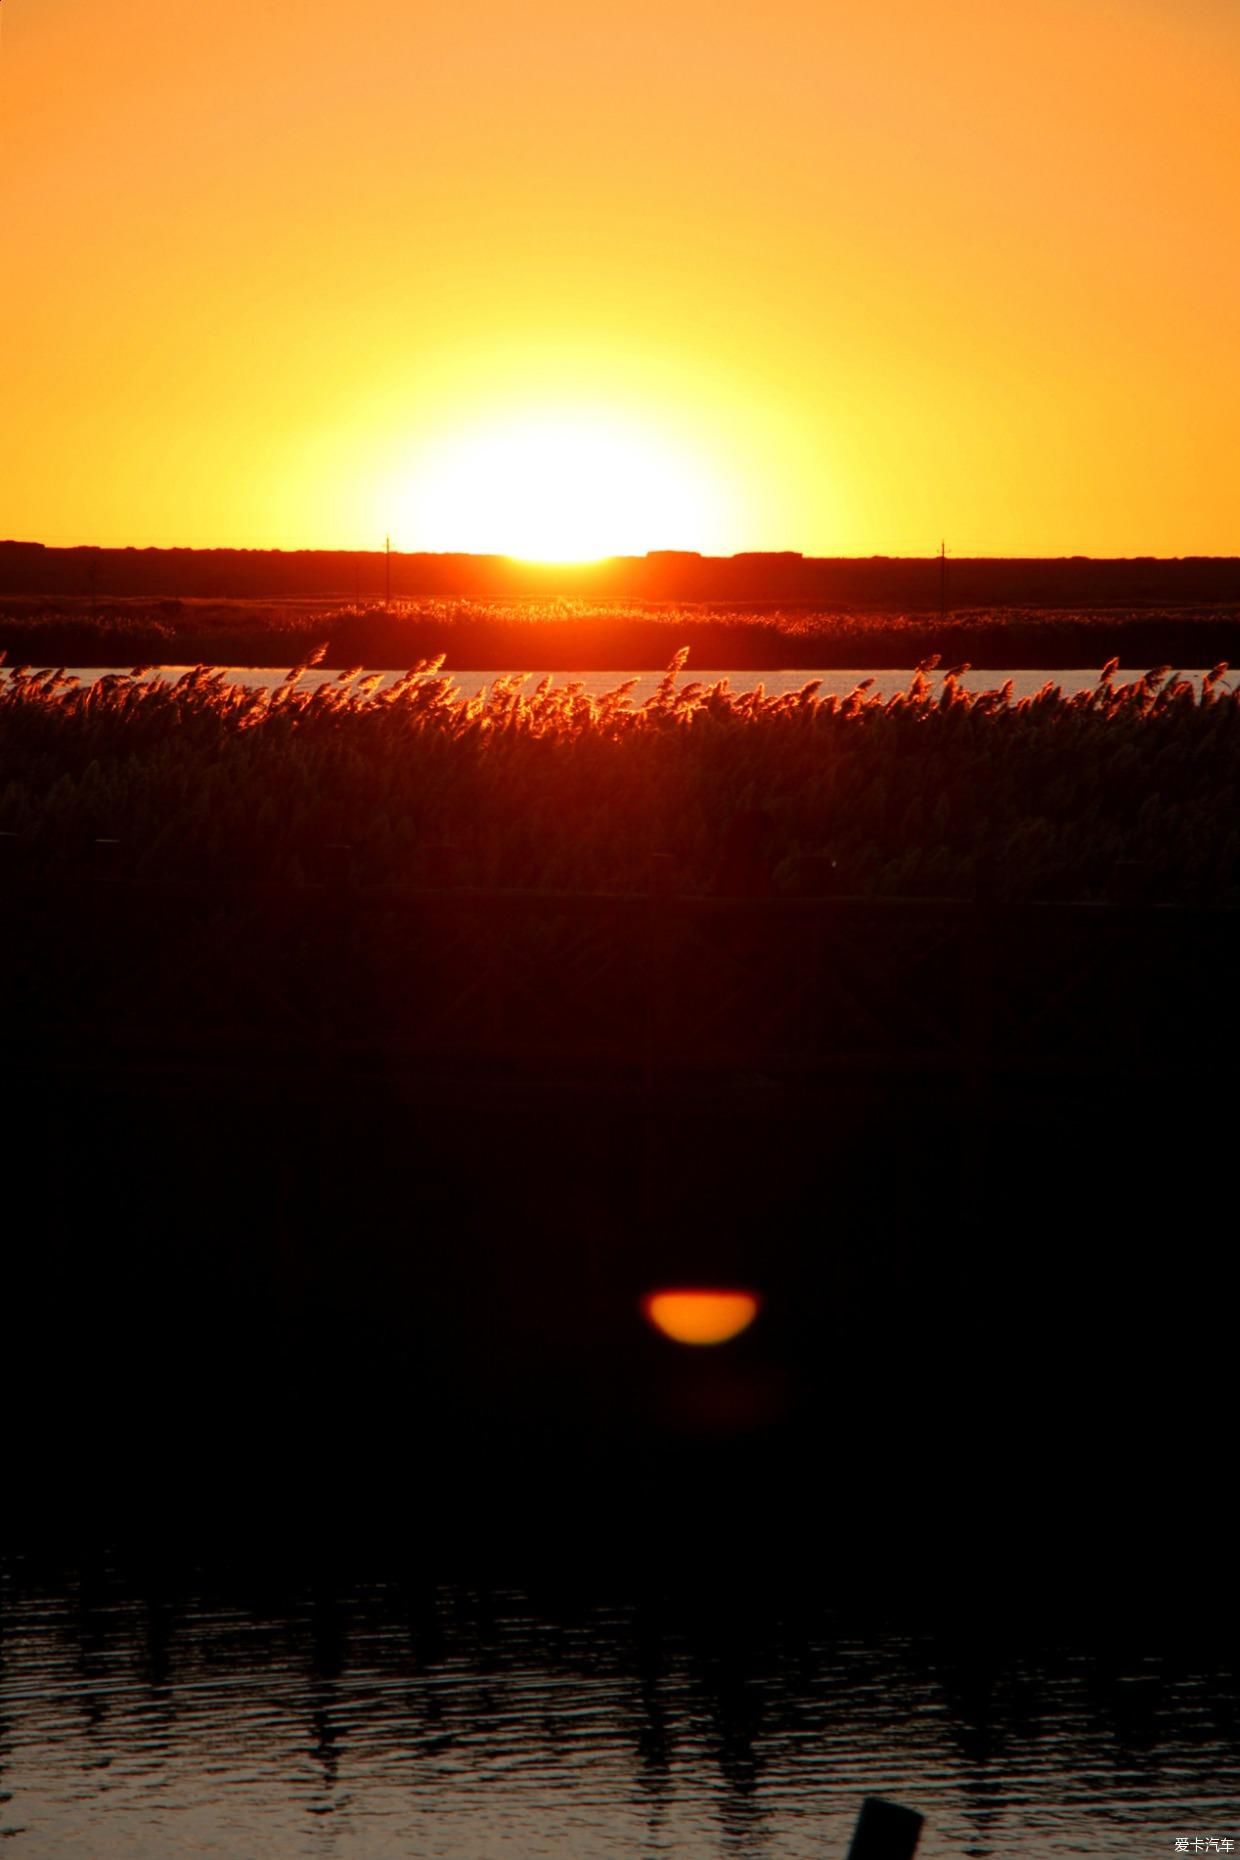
1, 1564, 1234, 1859
54, 666, 1226, 702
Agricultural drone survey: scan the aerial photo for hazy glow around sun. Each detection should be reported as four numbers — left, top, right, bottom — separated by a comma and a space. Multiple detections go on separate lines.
398, 411, 730, 561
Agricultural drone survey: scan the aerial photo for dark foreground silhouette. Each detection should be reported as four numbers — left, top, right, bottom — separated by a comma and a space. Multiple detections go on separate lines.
2, 867, 1230, 1600
0, 658, 1231, 1594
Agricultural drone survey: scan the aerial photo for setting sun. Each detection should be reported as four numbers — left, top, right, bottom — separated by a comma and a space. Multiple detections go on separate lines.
398, 412, 727, 561
642, 1289, 762, 1347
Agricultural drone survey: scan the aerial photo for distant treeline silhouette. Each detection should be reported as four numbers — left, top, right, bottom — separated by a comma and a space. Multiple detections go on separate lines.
5, 541, 1240, 606
3, 595, 1240, 669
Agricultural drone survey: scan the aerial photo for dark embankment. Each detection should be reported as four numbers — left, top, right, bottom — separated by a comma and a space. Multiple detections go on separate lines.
1, 662, 1232, 1590
4, 541, 1240, 668
6, 541, 1240, 606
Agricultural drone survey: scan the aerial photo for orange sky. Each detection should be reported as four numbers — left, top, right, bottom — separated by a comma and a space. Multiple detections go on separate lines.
2, 0, 1237, 557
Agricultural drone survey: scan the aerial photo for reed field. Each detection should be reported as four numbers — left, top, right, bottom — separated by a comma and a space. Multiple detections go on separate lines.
2, 595, 1240, 670
2, 649, 1238, 902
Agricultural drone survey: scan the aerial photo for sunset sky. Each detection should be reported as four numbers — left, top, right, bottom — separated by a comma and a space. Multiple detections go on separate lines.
2, 0, 1237, 558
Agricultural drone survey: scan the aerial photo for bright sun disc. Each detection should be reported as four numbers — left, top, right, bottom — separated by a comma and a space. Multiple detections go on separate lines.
403, 411, 725, 561
642, 1289, 761, 1347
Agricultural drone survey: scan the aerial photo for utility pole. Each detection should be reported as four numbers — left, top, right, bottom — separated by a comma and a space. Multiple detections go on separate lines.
385, 535, 391, 608
939, 540, 947, 619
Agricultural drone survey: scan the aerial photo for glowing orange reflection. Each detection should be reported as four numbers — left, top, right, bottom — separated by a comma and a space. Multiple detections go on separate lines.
642, 1289, 761, 1347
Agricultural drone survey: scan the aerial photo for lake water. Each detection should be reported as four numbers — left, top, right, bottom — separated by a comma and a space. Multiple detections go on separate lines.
1, 1562, 1235, 1860
51, 665, 1226, 702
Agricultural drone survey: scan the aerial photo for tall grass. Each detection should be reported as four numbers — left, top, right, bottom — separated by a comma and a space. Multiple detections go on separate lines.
2, 652, 1237, 901
2, 596, 1239, 670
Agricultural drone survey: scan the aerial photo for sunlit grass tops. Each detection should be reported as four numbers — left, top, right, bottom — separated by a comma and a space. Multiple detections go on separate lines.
2, 651, 1237, 901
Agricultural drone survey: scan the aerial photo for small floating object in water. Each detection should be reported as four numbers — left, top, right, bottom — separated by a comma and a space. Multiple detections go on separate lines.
642, 1288, 760, 1346
846, 1795, 924, 1859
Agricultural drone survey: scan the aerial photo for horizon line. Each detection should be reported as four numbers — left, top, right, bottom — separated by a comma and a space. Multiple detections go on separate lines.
4, 540, 1240, 565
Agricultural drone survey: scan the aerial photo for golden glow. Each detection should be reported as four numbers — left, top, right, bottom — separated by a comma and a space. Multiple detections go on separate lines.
1, 0, 1237, 553
643, 1289, 761, 1347
399, 411, 726, 560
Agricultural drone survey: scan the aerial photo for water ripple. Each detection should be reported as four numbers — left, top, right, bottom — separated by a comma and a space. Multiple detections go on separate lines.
1, 1568, 1236, 1858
